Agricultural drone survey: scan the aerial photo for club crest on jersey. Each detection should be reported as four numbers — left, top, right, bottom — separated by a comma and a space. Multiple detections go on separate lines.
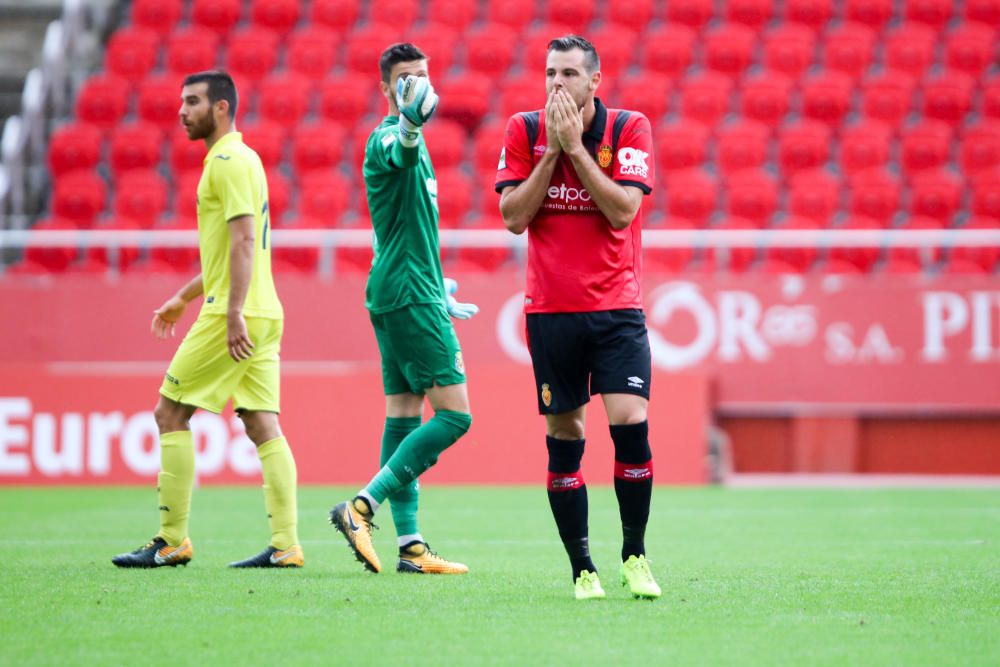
597, 144, 612, 168
455, 351, 465, 374
541, 383, 552, 407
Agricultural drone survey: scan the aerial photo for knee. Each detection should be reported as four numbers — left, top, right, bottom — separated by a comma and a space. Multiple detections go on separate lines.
239, 411, 281, 446
448, 411, 472, 436
154, 402, 186, 434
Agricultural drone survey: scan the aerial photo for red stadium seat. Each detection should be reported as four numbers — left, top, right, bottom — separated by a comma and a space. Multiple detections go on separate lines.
679, 72, 733, 125
588, 26, 637, 80
149, 216, 200, 273
435, 168, 473, 227
109, 122, 162, 177
498, 75, 543, 121
839, 120, 893, 175
165, 27, 220, 77
739, 74, 793, 127
425, 0, 478, 31
860, 72, 916, 126
608, 0, 654, 30
318, 73, 374, 129
644, 218, 697, 273
546, 0, 595, 33
800, 71, 854, 127
900, 120, 952, 174
172, 170, 202, 219
48, 122, 102, 177
725, 171, 779, 227
520, 23, 574, 74
257, 74, 313, 125
286, 27, 339, 79
908, 168, 962, 224
921, 71, 975, 124
344, 23, 405, 74
844, 0, 893, 31
887, 216, 944, 267
75, 74, 129, 132
437, 74, 491, 129
950, 217, 1000, 272
226, 27, 281, 82
703, 23, 757, 80
884, 23, 937, 79
241, 121, 287, 169
726, 0, 772, 30
971, 175, 1000, 220
904, 0, 953, 29
131, 0, 182, 37
716, 120, 770, 175
846, 170, 900, 225
960, 122, 1000, 177
616, 74, 672, 123
250, 0, 301, 35
829, 215, 882, 273
465, 24, 518, 77
291, 122, 347, 175
666, 0, 714, 31
266, 169, 290, 224
298, 172, 351, 222
22, 217, 79, 270
86, 216, 144, 271
944, 23, 997, 76
487, 0, 537, 30
984, 76, 1000, 121
778, 120, 831, 176
191, 0, 242, 36
423, 119, 468, 170
664, 169, 717, 226
762, 24, 815, 80
104, 27, 160, 84
764, 216, 820, 273
169, 131, 206, 176
707, 216, 758, 272
640, 25, 696, 78
472, 118, 506, 177
787, 169, 840, 225
965, 0, 1000, 24
310, 0, 361, 34
335, 246, 375, 273
784, 0, 833, 31
451, 244, 512, 273
408, 22, 459, 75
137, 76, 182, 134
822, 22, 876, 78
656, 119, 709, 172
112, 171, 167, 227
369, 0, 420, 29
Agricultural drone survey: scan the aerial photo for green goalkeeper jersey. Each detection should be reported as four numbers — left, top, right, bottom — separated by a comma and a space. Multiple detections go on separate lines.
362, 116, 445, 314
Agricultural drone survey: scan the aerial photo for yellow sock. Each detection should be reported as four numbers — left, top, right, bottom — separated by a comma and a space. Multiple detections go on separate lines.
258, 436, 299, 550
156, 430, 195, 547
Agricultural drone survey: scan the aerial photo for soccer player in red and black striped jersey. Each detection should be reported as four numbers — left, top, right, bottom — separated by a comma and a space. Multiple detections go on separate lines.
496, 36, 661, 600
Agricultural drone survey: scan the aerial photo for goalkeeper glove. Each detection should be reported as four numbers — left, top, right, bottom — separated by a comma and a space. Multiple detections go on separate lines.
443, 277, 479, 320
396, 75, 438, 146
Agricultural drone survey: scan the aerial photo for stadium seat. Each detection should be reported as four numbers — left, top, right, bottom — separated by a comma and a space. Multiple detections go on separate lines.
48, 122, 102, 177
344, 23, 406, 74
250, 0, 301, 35
272, 224, 320, 273
425, 0, 478, 31
784, 0, 833, 31
664, 169, 718, 226
960, 122, 1000, 177
52, 171, 107, 227
887, 215, 944, 267
407, 22, 459, 75
75, 74, 129, 133
451, 244, 512, 273
900, 120, 952, 174
310, 0, 360, 34
884, 23, 937, 79
172, 170, 202, 219
844, 0, 893, 31
908, 168, 962, 224
191, 0, 242, 36
472, 118, 506, 177
85, 216, 144, 271
965, 0, 1000, 24
291, 122, 347, 175
839, 120, 893, 174
487, 0, 536, 30
520, 23, 575, 74
971, 175, 1000, 220
241, 121, 286, 169
643, 218, 697, 273
437, 74, 491, 129
639, 25, 696, 78
137, 76, 182, 134
335, 246, 375, 273
726, 0, 772, 30
904, 0, 953, 29
21, 217, 79, 271
800, 71, 854, 127
318, 73, 373, 129
666, 0, 714, 31
679, 72, 734, 125
716, 120, 770, 175
104, 27, 160, 84
148, 216, 200, 273
707, 217, 758, 272
435, 168, 473, 228
131, 0, 182, 37
465, 24, 518, 77
165, 27, 220, 77
920, 71, 975, 124
169, 131, 206, 176
950, 216, 1000, 272
286, 27, 340, 79
616, 74, 672, 123
944, 23, 996, 76
225, 27, 281, 82
725, 171, 779, 227
762, 24, 815, 80
257, 74, 313, 126
656, 119, 709, 172
703, 23, 757, 80
822, 22, 876, 78
763, 216, 820, 273
546, 0, 595, 33
369, 0, 420, 29
298, 171, 351, 222
983, 76, 1000, 121
498, 74, 544, 122
860, 72, 916, 126
423, 119, 468, 170
846, 170, 900, 226
778, 120, 831, 176
266, 169, 290, 224
112, 170, 168, 226
587, 26, 637, 80
828, 215, 882, 272
608, 0, 654, 30
787, 169, 840, 225
739, 74, 793, 127
108, 122, 162, 177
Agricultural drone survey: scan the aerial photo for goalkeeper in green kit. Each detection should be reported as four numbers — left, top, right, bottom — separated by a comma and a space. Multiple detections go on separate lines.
329, 43, 477, 575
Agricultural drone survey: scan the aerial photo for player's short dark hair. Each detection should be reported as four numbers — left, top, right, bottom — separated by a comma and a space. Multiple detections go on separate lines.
182, 70, 238, 119
547, 35, 601, 74
379, 43, 427, 83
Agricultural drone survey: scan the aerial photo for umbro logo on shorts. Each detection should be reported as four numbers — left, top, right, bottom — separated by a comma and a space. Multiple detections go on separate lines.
627, 376, 645, 389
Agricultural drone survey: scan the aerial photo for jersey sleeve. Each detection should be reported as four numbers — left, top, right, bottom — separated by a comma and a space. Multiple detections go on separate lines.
494, 114, 533, 193
612, 113, 655, 195
210, 154, 256, 221
365, 125, 420, 172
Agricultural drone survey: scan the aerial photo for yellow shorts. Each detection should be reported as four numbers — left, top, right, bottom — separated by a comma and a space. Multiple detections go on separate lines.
159, 314, 283, 414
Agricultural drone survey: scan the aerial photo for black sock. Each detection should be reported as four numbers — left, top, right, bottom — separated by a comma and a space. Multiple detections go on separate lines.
546, 436, 594, 580
611, 422, 653, 562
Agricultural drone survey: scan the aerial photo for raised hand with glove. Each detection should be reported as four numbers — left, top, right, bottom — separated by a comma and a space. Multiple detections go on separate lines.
396, 75, 438, 147
443, 277, 479, 320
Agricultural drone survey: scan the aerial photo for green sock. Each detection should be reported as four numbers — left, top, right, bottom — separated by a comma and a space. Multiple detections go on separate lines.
365, 410, 472, 504
381, 417, 422, 539
258, 436, 299, 550
156, 430, 195, 547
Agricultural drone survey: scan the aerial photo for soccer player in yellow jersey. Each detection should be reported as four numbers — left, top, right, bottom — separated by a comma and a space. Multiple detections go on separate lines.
112, 71, 302, 569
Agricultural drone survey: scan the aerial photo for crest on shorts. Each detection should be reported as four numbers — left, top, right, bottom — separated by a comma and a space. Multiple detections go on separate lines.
454, 351, 465, 374
597, 144, 613, 169
541, 383, 552, 407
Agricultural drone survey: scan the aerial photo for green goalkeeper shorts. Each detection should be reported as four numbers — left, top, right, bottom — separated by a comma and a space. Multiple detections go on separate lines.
370, 302, 466, 396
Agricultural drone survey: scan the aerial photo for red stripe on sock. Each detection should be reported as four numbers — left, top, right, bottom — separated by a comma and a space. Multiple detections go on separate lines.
547, 471, 584, 492
614, 460, 653, 481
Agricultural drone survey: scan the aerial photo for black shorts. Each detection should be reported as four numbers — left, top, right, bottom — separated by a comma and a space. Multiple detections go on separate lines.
525, 309, 652, 415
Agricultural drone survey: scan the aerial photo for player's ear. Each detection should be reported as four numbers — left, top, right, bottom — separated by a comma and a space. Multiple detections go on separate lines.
590, 71, 601, 92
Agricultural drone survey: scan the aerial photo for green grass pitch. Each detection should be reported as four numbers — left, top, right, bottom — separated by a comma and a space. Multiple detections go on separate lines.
1, 486, 997, 666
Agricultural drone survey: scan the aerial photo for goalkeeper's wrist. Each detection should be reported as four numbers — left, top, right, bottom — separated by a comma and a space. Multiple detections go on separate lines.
398, 116, 421, 147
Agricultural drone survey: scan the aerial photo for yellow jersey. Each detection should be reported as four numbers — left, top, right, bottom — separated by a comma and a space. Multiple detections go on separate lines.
195, 131, 283, 320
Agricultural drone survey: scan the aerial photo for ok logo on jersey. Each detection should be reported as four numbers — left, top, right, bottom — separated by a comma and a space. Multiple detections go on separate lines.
617, 147, 649, 178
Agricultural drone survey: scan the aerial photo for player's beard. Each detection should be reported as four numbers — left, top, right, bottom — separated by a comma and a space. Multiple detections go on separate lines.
184, 112, 216, 141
